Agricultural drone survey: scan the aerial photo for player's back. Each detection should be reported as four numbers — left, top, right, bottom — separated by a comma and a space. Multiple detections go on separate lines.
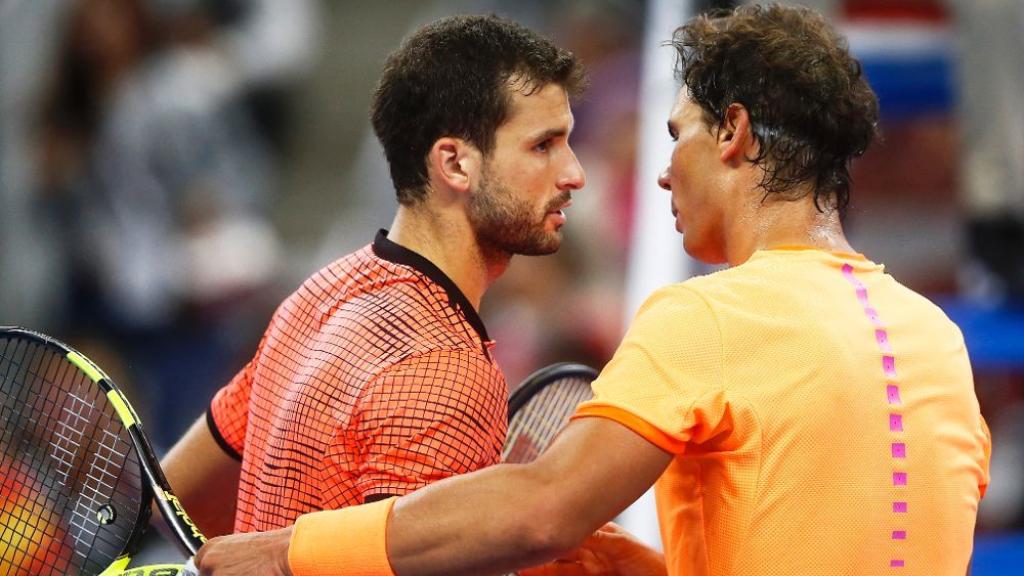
677, 248, 990, 575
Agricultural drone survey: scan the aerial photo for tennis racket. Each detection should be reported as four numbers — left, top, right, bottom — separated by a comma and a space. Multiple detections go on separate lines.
503, 362, 597, 464
0, 327, 203, 576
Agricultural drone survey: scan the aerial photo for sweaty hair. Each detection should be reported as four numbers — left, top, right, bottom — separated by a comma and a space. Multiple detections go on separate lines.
371, 14, 585, 205
673, 4, 879, 211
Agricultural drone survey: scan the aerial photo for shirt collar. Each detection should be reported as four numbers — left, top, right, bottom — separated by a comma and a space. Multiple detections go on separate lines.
371, 229, 492, 348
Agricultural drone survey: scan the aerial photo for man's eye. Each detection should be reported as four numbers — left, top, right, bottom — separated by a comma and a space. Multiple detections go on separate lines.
534, 140, 550, 152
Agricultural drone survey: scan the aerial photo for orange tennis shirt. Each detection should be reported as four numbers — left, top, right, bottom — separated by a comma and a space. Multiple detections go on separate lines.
208, 230, 507, 532
575, 248, 991, 575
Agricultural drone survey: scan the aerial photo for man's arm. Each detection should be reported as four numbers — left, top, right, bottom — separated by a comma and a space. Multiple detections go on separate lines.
194, 416, 672, 575
158, 414, 241, 538
386, 417, 670, 574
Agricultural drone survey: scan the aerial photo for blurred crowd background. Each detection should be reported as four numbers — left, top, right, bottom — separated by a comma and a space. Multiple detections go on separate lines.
1, 0, 1022, 557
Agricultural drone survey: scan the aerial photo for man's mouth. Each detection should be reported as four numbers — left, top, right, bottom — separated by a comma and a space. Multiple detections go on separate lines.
551, 200, 572, 214
545, 195, 572, 226
547, 193, 573, 214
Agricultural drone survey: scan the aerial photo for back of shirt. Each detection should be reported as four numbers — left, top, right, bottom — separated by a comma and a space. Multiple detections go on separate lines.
576, 248, 990, 575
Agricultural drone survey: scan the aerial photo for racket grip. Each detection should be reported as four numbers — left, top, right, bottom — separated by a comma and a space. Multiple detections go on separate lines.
181, 557, 200, 576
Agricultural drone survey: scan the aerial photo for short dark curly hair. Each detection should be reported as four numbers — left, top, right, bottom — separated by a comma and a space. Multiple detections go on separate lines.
673, 4, 879, 211
371, 15, 585, 205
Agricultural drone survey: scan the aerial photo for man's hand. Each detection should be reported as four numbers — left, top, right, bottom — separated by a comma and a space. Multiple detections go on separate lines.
518, 523, 667, 576
193, 525, 294, 576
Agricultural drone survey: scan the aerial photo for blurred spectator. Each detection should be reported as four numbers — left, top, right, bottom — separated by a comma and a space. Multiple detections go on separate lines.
149, 0, 318, 150
30, 0, 315, 448
947, 0, 1024, 531
949, 0, 1024, 302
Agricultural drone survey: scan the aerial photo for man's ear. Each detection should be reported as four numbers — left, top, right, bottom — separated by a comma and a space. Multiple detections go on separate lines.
718, 103, 756, 164
427, 137, 481, 195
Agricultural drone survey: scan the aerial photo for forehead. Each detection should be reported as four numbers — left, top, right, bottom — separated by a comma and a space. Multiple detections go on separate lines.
669, 88, 704, 124
501, 83, 573, 132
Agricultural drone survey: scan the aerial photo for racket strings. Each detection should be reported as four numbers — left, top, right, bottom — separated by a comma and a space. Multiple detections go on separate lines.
498, 368, 595, 576
503, 375, 594, 464
0, 336, 143, 576
1, 336, 76, 575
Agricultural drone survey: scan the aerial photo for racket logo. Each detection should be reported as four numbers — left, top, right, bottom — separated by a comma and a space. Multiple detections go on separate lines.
164, 492, 207, 543
97, 503, 117, 525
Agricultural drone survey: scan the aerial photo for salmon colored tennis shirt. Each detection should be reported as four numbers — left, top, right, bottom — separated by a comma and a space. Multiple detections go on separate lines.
210, 231, 507, 533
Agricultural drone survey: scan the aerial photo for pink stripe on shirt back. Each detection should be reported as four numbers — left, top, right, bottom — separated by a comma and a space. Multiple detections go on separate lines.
841, 263, 907, 571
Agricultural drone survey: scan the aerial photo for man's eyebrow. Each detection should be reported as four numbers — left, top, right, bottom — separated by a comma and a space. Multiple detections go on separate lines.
529, 127, 569, 142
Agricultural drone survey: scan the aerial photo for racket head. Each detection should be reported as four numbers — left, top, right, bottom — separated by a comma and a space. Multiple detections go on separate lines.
503, 363, 597, 464
0, 327, 152, 575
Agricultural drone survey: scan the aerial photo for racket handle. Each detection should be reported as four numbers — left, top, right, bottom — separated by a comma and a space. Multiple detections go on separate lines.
181, 557, 200, 576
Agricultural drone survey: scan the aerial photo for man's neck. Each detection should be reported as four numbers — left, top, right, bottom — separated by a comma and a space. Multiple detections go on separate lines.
387, 205, 508, 310
726, 192, 855, 266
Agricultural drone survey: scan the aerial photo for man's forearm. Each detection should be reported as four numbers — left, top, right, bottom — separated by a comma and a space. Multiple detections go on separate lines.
382, 419, 671, 575
386, 463, 591, 575
193, 418, 672, 576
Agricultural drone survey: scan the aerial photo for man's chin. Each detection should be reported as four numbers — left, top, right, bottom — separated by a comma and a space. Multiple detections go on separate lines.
513, 232, 562, 256
683, 238, 728, 266
682, 235, 708, 263
516, 243, 561, 257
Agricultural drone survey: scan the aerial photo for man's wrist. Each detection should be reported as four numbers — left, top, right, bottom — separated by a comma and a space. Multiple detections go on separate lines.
288, 497, 398, 576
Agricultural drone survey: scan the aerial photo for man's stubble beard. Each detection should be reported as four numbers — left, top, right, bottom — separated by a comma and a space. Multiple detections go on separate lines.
467, 168, 568, 259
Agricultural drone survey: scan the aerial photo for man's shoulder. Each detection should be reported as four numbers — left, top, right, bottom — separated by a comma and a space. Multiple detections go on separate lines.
656, 258, 803, 324
633, 282, 718, 330
267, 244, 487, 359
678, 249, 846, 298
288, 244, 440, 309
675, 261, 758, 298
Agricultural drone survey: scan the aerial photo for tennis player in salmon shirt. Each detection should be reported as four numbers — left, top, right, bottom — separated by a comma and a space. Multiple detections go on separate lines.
192, 5, 990, 575
156, 14, 586, 538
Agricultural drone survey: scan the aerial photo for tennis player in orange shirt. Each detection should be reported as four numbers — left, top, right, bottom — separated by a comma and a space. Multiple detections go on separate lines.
192, 6, 990, 575
154, 14, 586, 538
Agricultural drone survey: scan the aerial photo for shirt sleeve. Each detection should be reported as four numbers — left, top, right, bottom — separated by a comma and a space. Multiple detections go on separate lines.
572, 284, 727, 454
208, 328, 271, 460
344, 348, 508, 502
